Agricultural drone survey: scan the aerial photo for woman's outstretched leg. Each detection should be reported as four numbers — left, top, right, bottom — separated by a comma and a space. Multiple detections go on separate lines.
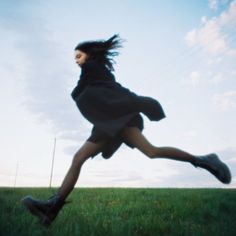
121, 127, 231, 184
122, 127, 197, 163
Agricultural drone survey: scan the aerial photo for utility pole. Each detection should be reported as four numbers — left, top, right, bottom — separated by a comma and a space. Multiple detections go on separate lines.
14, 161, 19, 188
49, 137, 57, 188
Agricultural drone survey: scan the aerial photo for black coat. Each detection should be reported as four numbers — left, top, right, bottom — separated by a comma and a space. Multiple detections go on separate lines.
71, 59, 166, 158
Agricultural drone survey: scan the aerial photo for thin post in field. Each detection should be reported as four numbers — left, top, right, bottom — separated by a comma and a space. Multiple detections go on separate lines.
14, 161, 19, 188
49, 137, 57, 188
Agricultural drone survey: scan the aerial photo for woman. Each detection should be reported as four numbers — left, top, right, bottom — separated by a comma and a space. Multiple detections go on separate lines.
22, 34, 231, 226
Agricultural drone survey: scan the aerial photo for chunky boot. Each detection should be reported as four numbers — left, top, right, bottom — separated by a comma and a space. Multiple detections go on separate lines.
192, 153, 231, 184
21, 193, 68, 226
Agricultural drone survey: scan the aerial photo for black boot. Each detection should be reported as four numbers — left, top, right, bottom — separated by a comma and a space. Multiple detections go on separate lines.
21, 193, 68, 226
192, 153, 231, 184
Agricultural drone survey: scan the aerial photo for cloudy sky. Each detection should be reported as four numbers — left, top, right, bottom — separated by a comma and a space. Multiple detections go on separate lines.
0, 0, 235, 188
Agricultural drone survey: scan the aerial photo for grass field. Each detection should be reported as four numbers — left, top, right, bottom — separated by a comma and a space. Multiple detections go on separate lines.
0, 188, 236, 236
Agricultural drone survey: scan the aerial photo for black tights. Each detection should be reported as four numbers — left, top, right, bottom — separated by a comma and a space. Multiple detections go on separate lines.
56, 128, 202, 200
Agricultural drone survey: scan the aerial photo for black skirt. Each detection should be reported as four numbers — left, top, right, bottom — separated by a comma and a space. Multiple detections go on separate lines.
74, 81, 166, 159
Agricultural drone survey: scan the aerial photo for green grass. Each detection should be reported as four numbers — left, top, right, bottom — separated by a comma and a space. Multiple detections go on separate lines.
0, 188, 236, 236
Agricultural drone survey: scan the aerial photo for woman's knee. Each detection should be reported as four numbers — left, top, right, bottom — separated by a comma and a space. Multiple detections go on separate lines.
72, 148, 91, 167
121, 127, 158, 158
133, 142, 158, 158
72, 151, 89, 167
144, 146, 159, 159
72, 141, 104, 167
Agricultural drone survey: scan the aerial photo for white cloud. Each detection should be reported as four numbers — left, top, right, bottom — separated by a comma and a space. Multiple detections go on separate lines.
213, 91, 236, 110
219, 0, 236, 26
201, 16, 208, 24
0, 3, 88, 142
186, 0, 236, 56
183, 70, 228, 87
226, 49, 236, 56
209, 0, 219, 10
185, 29, 197, 46
182, 71, 202, 87
207, 56, 222, 65
209, 0, 231, 11
185, 19, 228, 55
181, 71, 207, 87
210, 73, 226, 84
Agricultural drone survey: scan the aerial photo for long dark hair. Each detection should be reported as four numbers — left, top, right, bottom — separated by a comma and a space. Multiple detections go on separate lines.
74, 34, 124, 71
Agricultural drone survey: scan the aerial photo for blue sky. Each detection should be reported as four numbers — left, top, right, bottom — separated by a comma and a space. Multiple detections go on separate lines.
0, 0, 235, 188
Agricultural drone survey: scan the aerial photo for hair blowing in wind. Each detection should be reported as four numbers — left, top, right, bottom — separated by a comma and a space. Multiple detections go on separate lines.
74, 34, 124, 71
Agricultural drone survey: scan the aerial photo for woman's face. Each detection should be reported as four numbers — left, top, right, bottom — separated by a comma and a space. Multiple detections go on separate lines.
74, 50, 89, 67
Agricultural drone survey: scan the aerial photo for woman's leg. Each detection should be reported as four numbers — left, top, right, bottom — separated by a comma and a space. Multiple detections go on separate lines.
58, 140, 105, 200
21, 140, 106, 226
121, 127, 231, 184
121, 127, 197, 164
